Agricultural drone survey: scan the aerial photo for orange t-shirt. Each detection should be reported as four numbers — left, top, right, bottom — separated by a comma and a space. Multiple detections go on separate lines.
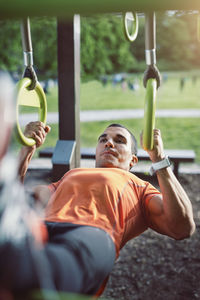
45, 168, 160, 255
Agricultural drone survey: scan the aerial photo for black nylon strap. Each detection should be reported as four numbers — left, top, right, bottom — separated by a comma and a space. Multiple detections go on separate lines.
23, 66, 38, 90
21, 18, 38, 90
143, 64, 161, 89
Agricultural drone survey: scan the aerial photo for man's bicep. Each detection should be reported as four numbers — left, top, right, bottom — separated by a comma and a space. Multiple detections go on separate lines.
147, 194, 164, 216
146, 195, 173, 236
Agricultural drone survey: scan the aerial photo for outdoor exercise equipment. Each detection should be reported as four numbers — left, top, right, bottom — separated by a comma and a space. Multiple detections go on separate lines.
143, 12, 160, 150
123, 11, 160, 150
15, 18, 47, 147
143, 78, 157, 150
0, 0, 199, 20
122, 11, 160, 150
123, 12, 138, 42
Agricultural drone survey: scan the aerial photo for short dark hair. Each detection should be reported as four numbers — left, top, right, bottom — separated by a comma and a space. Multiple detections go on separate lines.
107, 123, 138, 156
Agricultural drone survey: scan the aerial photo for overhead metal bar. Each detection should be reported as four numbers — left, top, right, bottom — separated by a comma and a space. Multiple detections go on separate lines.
0, 0, 200, 19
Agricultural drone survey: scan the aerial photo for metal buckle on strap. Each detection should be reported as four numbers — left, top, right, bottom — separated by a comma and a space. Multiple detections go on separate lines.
23, 51, 33, 67
145, 49, 156, 65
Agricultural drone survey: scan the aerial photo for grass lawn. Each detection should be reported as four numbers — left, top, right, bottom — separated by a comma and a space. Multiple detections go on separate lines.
80, 118, 200, 157
80, 75, 200, 110
21, 117, 200, 163
42, 71, 200, 112
82, 118, 200, 162
14, 71, 200, 162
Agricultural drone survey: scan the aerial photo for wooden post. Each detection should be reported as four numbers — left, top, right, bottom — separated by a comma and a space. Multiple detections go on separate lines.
52, 15, 80, 181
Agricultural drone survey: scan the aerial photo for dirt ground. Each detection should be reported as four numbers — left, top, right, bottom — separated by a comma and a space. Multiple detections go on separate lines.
100, 174, 200, 300
25, 171, 200, 300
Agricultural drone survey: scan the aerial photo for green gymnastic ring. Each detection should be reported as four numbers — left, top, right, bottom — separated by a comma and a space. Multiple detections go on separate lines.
143, 78, 157, 151
123, 12, 138, 42
15, 77, 47, 146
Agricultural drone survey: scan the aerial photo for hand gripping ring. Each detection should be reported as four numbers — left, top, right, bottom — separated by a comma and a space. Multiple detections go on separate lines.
15, 77, 47, 146
143, 78, 157, 151
123, 12, 139, 42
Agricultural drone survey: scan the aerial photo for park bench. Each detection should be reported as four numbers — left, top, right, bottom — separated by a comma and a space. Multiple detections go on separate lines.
39, 147, 195, 178
80, 148, 195, 177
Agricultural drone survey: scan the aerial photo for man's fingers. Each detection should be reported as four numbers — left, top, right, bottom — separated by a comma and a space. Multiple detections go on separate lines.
23, 122, 50, 148
45, 125, 51, 133
30, 132, 42, 147
36, 129, 45, 140
153, 128, 161, 135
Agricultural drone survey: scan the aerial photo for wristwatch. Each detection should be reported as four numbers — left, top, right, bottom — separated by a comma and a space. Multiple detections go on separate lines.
149, 156, 171, 176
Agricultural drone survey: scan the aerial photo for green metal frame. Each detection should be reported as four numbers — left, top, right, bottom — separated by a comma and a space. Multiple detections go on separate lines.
0, 0, 199, 19
143, 78, 157, 151
15, 77, 47, 146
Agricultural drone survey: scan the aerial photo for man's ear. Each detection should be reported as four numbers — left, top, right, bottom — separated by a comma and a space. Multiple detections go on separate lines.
130, 155, 138, 168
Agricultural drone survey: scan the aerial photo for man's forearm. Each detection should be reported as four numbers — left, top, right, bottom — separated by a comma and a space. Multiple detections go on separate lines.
18, 146, 35, 183
156, 166, 195, 238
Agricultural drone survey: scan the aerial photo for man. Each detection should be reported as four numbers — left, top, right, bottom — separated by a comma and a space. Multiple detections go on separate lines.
0, 121, 195, 297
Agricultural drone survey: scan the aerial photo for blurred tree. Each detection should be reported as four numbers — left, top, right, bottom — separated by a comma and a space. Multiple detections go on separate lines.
180, 11, 200, 68
130, 15, 146, 71
0, 17, 57, 81
0, 13, 200, 81
81, 14, 136, 79
31, 17, 57, 80
156, 11, 200, 70
0, 20, 22, 77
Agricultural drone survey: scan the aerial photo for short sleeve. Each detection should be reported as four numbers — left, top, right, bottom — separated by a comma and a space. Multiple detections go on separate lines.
48, 182, 59, 193
141, 182, 161, 225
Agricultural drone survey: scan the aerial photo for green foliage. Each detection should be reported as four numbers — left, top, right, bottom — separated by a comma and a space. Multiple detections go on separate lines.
30, 17, 57, 79
1, 12, 200, 81
0, 20, 22, 73
156, 12, 200, 70
81, 15, 136, 79
81, 11, 200, 78
0, 17, 57, 81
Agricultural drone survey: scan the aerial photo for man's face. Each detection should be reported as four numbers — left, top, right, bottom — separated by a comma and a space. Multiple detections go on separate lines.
95, 126, 137, 171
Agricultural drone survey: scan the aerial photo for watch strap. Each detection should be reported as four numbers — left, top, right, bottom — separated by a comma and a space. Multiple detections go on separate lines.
149, 156, 171, 176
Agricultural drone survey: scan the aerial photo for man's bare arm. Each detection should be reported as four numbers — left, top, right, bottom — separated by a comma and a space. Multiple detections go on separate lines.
18, 121, 51, 183
143, 129, 195, 239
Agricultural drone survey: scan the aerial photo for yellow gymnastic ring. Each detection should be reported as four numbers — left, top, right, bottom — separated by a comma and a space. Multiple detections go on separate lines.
123, 12, 139, 42
15, 77, 47, 146
143, 78, 157, 150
